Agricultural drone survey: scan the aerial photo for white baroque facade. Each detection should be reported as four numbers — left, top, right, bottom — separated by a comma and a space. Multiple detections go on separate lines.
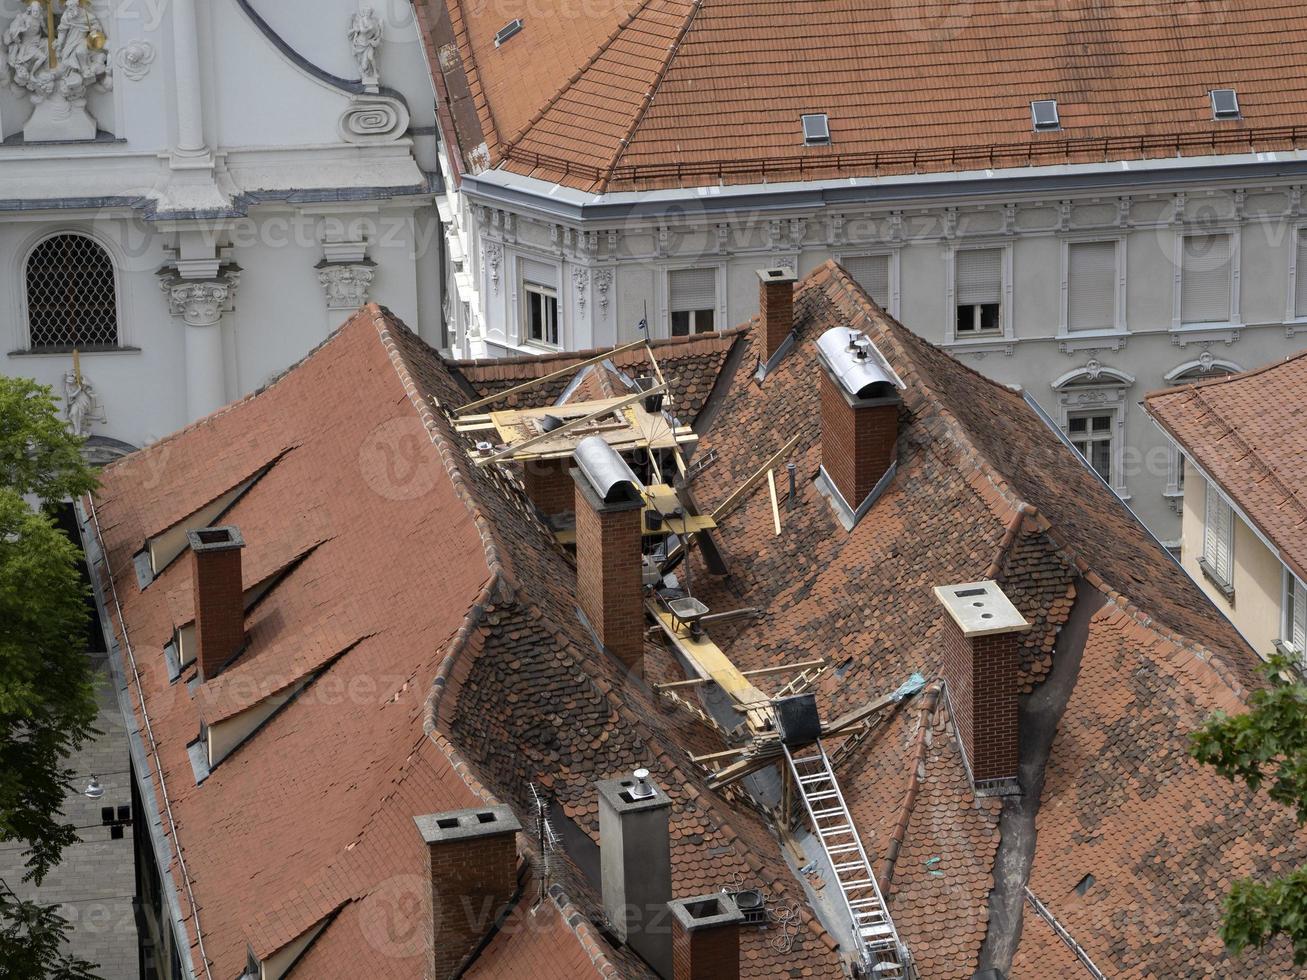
0, 0, 445, 454
435, 158, 1307, 542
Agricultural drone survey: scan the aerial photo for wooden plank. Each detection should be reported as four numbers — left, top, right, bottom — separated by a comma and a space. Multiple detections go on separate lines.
643, 345, 689, 478
476, 385, 665, 466
454, 338, 649, 414
648, 606, 772, 731
823, 689, 904, 737
712, 433, 801, 522
656, 659, 826, 692
767, 468, 781, 535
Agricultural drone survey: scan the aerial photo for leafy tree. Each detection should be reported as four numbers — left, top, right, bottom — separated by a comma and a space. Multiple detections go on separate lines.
1191, 654, 1307, 965
0, 377, 100, 979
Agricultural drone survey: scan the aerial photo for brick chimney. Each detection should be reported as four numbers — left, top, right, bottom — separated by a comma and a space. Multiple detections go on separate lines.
187, 526, 246, 682
598, 770, 673, 979
413, 804, 522, 980
933, 581, 1031, 790
522, 458, 574, 523
572, 437, 646, 677
757, 267, 797, 361
669, 893, 744, 980
815, 326, 903, 515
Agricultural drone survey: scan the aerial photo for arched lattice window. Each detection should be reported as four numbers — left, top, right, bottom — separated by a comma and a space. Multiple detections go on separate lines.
25, 234, 119, 351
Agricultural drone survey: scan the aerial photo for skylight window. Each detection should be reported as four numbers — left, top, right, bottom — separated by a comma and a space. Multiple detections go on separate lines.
1031, 100, 1060, 131
494, 18, 523, 46
801, 114, 830, 146
1210, 89, 1240, 120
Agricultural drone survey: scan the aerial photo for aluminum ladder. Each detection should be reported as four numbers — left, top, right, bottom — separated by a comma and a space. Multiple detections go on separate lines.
785, 740, 908, 977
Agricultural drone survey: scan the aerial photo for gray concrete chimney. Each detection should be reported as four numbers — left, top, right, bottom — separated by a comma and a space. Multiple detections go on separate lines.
598, 769, 673, 979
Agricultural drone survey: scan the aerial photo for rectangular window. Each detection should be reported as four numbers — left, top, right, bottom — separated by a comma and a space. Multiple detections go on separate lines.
1180, 233, 1232, 324
1296, 229, 1307, 318
521, 259, 560, 346
1202, 480, 1235, 591
669, 267, 716, 336
1068, 412, 1113, 483
1284, 571, 1307, 666
955, 248, 1002, 335
1067, 240, 1118, 332
843, 254, 891, 310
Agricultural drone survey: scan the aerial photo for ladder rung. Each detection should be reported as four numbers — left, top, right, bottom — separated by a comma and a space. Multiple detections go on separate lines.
811, 807, 845, 818
806, 790, 839, 802
818, 825, 853, 837
849, 898, 881, 907
827, 843, 859, 854
833, 861, 866, 872
840, 878, 874, 888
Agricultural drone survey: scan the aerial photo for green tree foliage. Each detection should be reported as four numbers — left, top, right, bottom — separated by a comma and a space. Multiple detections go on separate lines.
1191, 654, 1307, 964
0, 377, 100, 978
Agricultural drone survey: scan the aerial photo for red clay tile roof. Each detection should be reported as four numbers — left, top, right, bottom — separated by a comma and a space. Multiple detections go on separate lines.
89, 308, 839, 979
1144, 350, 1307, 584
416, 0, 1307, 191
92, 265, 1305, 979
687, 260, 1301, 973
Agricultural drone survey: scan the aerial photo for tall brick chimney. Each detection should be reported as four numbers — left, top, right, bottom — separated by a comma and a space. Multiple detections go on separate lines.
598, 770, 673, 979
572, 437, 646, 677
933, 581, 1031, 790
757, 267, 797, 361
413, 804, 522, 980
522, 458, 574, 524
669, 893, 744, 980
187, 526, 246, 681
815, 326, 903, 516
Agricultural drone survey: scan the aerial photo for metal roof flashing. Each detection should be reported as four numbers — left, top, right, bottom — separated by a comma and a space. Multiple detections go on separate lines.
933, 580, 1031, 637
573, 435, 642, 505
815, 327, 904, 403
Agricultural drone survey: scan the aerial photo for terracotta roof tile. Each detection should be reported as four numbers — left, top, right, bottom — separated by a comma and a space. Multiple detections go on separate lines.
1145, 350, 1307, 584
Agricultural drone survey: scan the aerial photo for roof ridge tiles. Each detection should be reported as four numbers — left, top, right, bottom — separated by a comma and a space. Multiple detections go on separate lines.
499, 0, 661, 155
597, 0, 707, 192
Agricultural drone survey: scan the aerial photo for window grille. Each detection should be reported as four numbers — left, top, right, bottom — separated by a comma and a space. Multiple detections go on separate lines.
1180, 233, 1232, 324
843, 254, 890, 310
26, 234, 118, 351
1067, 241, 1117, 332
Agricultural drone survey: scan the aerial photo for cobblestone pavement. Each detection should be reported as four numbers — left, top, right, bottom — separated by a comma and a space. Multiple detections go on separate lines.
1, 655, 140, 980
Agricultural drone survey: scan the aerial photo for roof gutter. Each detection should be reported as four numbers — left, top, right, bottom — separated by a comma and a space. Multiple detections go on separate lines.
79, 496, 206, 980
459, 150, 1307, 225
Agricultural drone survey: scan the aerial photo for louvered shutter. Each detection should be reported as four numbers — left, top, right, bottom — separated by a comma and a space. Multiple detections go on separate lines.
1067, 241, 1117, 332
1181, 234, 1232, 323
1293, 576, 1307, 654
1296, 230, 1307, 318
1204, 482, 1234, 583
844, 254, 890, 309
956, 249, 1001, 305
521, 258, 558, 288
669, 268, 716, 312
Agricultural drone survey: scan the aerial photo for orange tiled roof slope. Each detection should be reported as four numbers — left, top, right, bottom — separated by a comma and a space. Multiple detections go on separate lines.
415, 0, 1307, 191
1144, 350, 1307, 584
88, 310, 842, 979
446, 328, 744, 423
686, 260, 1302, 974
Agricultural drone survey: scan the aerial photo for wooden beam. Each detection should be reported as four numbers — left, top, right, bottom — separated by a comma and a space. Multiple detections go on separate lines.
642, 344, 688, 478
767, 468, 781, 535
654, 658, 827, 692
476, 384, 666, 466
454, 338, 649, 415
822, 689, 904, 736
712, 433, 801, 522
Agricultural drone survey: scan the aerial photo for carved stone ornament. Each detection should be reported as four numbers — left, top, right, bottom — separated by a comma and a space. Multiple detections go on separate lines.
161, 271, 240, 326
338, 93, 410, 145
115, 38, 153, 81
484, 241, 502, 294
594, 268, 613, 318
317, 262, 375, 311
572, 267, 589, 316
2, 0, 112, 141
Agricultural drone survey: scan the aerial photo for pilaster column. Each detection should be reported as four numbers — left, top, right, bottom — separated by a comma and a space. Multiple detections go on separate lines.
170, 0, 209, 162
162, 272, 239, 420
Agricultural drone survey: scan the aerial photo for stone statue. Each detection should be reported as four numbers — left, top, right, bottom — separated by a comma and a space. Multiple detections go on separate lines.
3, 2, 49, 90
348, 7, 382, 91
63, 369, 105, 437
2, 0, 111, 141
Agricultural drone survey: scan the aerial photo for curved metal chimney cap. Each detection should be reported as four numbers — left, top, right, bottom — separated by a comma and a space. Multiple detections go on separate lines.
574, 436, 642, 504
816, 326, 903, 400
